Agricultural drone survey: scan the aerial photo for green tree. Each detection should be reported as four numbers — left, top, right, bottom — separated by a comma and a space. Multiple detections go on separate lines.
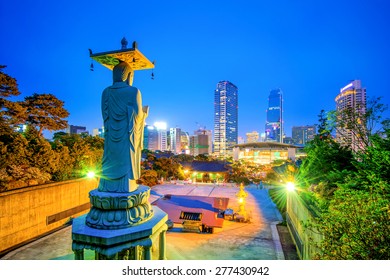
0, 126, 56, 191
23, 126, 61, 177
0, 65, 19, 99
194, 154, 210, 161
298, 111, 356, 203
314, 188, 390, 259
303, 104, 390, 259
138, 169, 159, 187
0, 65, 24, 132
153, 157, 184, 180
173, 154, 194, 162
52, 133, 103, 179
23, 93, 69, 136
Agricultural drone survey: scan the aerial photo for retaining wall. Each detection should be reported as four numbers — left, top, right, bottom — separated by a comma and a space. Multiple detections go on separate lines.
286, 193, 323, 259
0, 178, 98, 253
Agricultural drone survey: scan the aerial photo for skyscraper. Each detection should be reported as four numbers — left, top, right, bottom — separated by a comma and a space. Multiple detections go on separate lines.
143, 123, 168, 152
265, 89, 283, 143
194, 128, 212, 155
213, 81, 238, 157
169, 127, 182, 154
292, 125, 316, 145
335, 80, 366, 150
143, 125, 159, 151
154, 122, 168, 151
189, 134, 210, 156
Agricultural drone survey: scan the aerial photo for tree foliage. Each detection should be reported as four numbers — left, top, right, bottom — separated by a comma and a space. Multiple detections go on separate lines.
0, 66, 102, 191
298, 110, 356, 202
23, 93, 69, 136
0, 65, 19, 99
298, 105, 390, 259
0, 65, 23, 131
314, 188, 390, 260
227, 159, 274, 185
138, 169, 159, 187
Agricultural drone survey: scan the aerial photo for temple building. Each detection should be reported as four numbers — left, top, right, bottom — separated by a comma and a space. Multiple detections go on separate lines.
233, 142, 297, 165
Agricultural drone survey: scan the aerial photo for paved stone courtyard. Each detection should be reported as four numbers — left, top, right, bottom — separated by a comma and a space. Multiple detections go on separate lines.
2, 183, 286, 260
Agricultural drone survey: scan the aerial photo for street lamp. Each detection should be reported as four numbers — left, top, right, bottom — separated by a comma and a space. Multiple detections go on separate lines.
86, 171, 96, 179
286, 182, 295, 192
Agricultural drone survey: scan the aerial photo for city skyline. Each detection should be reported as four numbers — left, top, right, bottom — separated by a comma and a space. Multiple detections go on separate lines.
1, 1, 390, 139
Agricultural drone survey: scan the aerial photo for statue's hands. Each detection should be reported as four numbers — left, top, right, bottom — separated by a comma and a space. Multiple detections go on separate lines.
143, 106, 149, 116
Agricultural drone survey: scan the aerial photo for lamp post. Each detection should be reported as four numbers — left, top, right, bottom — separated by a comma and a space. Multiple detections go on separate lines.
285, 181, 295, 231
286, 182, 295, 192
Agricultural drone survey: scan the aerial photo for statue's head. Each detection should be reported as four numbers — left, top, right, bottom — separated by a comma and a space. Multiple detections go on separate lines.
113, 61, 134, 85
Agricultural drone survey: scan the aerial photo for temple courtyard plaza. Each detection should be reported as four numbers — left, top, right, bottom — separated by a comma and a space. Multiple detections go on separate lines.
2, 183, 288, 260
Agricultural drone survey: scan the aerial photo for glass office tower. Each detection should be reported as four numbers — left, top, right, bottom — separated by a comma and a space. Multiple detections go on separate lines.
265, 89, 283, 143
214, 81, 238, 157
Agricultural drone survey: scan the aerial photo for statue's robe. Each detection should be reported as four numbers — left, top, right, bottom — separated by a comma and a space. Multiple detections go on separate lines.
98, 81, 145, 192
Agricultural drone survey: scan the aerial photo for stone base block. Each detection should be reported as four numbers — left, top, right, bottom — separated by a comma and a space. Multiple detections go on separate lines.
72, 206, 167, 259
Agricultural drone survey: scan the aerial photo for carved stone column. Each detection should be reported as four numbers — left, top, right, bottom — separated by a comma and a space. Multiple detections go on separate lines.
144, 246, 152, 260
74, 249, 84, 260
159, 230, 167, 260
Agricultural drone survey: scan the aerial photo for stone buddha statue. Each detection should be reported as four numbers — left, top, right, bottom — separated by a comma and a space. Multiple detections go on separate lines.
98, 60, 148, 193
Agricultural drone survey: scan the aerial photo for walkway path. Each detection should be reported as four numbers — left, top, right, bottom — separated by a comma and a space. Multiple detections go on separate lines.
2, 184, 284, 260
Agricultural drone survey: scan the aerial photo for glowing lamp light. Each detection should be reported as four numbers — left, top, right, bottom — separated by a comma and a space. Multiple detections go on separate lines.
238, 197, 244, 204
286, 182, 295, 192
87, 171, 96, 179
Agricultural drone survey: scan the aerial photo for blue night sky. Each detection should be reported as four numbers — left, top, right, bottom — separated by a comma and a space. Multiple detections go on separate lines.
1, 0, 390, 139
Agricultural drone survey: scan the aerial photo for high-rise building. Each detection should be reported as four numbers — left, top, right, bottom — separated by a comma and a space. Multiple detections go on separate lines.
246, 131, 259, 143
283, 136, 294, 145
180, 131, 190, 154
143, 125, 159, 151
292, 125, 316, 145
335, 80, 366, 150
67, 125, 88, 135
92, 127, 105, 138
237, 136, 245, 144
189, 134, 210, 156
169, 127, 182, 154
265, 89, 283, 143
154, 122, 168, 151
194, 128, 212, 155
213, 81, 238, 157
143, 122, 168, 152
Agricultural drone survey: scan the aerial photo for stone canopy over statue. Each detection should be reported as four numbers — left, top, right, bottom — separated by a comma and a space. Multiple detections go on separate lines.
99, 61, 148, 193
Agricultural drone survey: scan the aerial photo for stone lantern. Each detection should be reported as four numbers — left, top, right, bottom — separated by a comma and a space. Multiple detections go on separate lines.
235, 183, 248, 220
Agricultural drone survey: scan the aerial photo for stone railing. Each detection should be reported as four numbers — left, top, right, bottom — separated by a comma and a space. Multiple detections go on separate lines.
0, 178, 98, 254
